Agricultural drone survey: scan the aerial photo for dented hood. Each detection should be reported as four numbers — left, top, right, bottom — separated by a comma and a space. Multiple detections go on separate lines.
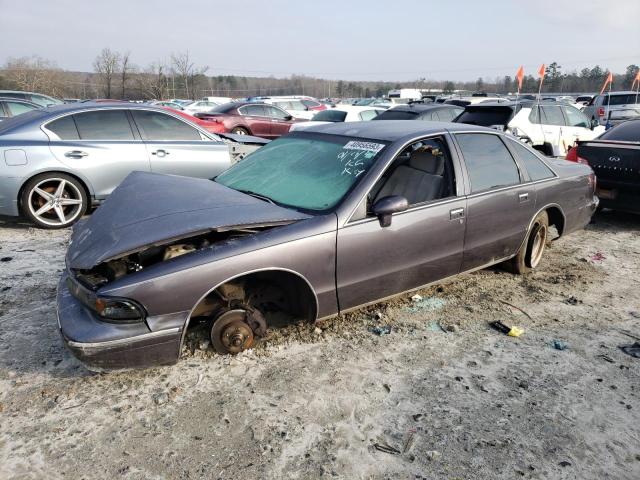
67, 171, 310, 269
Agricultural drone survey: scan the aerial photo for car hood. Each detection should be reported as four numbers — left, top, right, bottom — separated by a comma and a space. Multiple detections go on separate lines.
67, 171, 310, 270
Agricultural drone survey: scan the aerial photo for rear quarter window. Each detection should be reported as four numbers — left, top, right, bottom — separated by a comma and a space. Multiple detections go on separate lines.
46, 115, 80, 140
507, 138, 555, 181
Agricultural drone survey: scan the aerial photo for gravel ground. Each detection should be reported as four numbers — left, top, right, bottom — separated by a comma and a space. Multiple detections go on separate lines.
0, 211, 639, 480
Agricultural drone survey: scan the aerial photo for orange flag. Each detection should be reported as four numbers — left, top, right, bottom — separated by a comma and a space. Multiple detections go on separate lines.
516, 66, 524, 91
633, 70, 640, 89
600, 72, 613, 94
538, 64, 546, 78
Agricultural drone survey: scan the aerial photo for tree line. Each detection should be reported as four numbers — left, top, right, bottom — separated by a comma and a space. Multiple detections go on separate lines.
0, 51, 638, 100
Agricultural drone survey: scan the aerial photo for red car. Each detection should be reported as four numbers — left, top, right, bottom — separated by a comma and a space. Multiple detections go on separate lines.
163, 107, 225, 134
195, 102, 302, 138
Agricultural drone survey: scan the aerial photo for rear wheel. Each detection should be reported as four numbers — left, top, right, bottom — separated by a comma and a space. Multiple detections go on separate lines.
231, 127, 249, 135
21, 173, 88, 229
504, 211, 549, 274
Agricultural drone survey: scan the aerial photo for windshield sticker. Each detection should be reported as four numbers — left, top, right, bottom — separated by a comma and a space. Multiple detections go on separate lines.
343, 141, 385, 153
337, 149, 370, 177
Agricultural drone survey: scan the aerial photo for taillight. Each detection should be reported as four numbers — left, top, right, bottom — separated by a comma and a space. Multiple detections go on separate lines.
565, 146, 589, 165
598, 107, 605, 117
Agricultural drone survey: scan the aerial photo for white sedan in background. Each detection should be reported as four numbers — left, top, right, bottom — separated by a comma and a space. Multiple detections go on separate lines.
290, 106, 385, 131
183, 100, 221, 115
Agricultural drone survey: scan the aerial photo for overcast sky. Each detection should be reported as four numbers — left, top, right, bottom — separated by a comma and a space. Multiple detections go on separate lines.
1, 0, 638, 81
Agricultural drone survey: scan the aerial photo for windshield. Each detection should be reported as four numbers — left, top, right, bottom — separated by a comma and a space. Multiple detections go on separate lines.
215, 134, 388, 212
311, 110, 347, 122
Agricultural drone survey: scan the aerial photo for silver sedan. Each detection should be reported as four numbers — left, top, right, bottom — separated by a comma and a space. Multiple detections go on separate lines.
0, 102, 266, 228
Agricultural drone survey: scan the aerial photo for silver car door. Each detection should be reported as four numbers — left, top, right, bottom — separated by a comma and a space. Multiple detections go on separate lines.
130, 110, 231, 179
45, 109, 150, 199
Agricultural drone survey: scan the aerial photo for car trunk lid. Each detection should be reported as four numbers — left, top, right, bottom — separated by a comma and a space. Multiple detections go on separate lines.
67, 171, 310, 269
578, 140, 640, 184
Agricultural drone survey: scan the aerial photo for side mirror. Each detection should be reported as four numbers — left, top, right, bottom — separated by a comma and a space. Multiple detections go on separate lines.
372, 195, 409, 227
284, 115, 293, 121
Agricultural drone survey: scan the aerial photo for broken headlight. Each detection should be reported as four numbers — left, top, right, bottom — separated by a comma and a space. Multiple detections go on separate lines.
94, 297, 146, 322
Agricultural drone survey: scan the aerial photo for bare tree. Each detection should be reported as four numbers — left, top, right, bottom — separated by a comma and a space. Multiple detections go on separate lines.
93, 48, 121, 98
170, 51, 208, 99
138, 61, 168, 99
3, 56, 64, 97
120, 51, 132, 99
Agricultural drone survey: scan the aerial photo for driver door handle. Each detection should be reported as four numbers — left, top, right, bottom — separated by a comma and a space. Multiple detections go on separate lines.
450, 208, 465, 220
64, 150, 88, 159
152, 149, 169, 157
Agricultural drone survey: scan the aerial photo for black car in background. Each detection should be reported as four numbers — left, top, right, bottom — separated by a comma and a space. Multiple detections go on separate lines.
373, 103, 464, 122
566, 119, 640, 213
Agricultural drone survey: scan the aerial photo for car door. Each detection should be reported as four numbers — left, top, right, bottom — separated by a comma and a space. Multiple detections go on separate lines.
130, 109, 231, 179
336, 135, 467, 310
266, 106, 295, 137
539, 105, 567, 155
452, 132, 537, 271
46, 109, 150, 199
237, 104, 272, 137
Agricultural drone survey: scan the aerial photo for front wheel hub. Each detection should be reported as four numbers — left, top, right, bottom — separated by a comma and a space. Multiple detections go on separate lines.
210, 309, 255, 354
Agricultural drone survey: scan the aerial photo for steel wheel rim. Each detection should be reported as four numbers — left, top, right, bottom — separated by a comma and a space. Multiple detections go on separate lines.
27, 178, 83, 226
530, 224, 547, 268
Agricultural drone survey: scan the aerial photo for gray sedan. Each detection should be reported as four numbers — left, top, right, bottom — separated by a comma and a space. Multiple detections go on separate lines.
0, 102, 266, 228
57, 121, 598, 369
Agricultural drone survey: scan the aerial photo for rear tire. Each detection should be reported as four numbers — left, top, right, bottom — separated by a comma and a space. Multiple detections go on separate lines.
504, 211, 549, 274
20, 173, 88, 229
231, 127, 249, 135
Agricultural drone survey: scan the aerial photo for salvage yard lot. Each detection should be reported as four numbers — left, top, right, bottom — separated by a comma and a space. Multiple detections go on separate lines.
0, 211, 639, 479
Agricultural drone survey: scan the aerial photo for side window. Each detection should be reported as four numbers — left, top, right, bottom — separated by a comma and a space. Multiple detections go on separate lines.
455, 133, 521, 193
73, 110, 134, 140
371, 136, 456, 207
419, 111, 434, 121
132, 110, 202, 141
290, 101, 306, 110
359, 109, 379, 121
242, 105, 267, 117
564, 106, 589, 128
6, 102, 38, 116
528, 106, 541, 124
46, 115, 79, 140
540, 106, 565, 126
507, 139, 555, 181
267, 106, 289, 120
302, 100, 320, 108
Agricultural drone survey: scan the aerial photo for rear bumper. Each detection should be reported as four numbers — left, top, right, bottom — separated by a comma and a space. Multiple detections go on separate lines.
57, 273, 182, 369
0, 176, 21, 216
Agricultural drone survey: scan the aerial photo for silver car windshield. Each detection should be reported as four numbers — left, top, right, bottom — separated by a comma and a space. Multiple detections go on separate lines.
215, 134, 388, 212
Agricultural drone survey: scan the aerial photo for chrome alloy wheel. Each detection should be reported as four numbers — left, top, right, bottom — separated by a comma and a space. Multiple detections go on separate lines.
27, 178, 84, 227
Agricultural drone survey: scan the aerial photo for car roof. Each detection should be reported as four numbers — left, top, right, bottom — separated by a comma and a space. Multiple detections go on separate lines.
0, 97, 40, 105
299, 120, 493, 141
387, 103, 461, 112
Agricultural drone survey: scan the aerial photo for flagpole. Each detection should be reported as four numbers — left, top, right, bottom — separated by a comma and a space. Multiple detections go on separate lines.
605, 76, 612, 130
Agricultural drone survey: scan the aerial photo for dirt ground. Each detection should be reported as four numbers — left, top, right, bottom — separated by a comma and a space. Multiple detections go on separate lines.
0, 210, 639, 480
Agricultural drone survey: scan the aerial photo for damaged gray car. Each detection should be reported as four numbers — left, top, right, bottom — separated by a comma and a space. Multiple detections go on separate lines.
57, 121, 598, 369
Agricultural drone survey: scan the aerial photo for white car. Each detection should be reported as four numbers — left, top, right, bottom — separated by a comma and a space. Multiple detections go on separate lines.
261, 98, 316, 120
202, 96, 233, 104
455, 101, 605, 157
289, 106, 385, 131
183, 100, 220, 115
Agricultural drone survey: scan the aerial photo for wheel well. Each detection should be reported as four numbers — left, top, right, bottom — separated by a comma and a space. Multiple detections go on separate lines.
232, 125, 251, 134
189, 270, 318, 327
17, 171, 92, 214
545, 206, 565, 237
